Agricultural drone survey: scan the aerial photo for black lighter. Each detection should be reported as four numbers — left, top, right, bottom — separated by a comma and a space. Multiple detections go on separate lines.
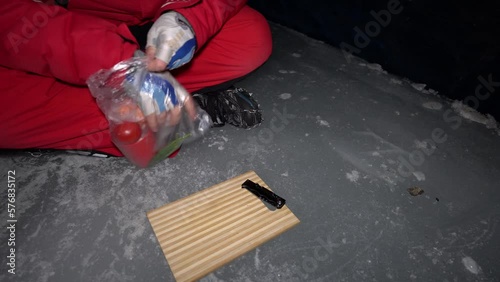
242, 179, 286, 209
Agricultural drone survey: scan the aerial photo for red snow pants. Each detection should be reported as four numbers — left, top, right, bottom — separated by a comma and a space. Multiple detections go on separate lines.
0, 2, 272, 156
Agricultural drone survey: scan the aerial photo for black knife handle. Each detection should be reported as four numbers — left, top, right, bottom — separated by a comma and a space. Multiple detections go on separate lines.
242, 179, 286, 209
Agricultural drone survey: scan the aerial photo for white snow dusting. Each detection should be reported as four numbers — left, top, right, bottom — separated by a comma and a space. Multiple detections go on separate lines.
359, 62, 387, 74
390, 78, 403, 85
254, 248, 261, 270
316, 116, 330, 127
451, 101, 499, 131
279, 93, 292, 100
346, 170, 360, 183
207, 135, 229, 151
411, 83, 427, 91
279, 70, 297, 74
412, 171, 426, 181
422, 101, 443, 110
462, 256, 481, 274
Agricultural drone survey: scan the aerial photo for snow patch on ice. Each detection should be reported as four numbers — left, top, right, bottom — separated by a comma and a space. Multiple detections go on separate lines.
200, 273, 224, 282
254, 248, 261, 270
281, 171, 289, 177
412, 171, 426, 181
411, 83, 427, 91
462, 256, 481, 274
360, 62, 388, 74
292, 53, 301, 58
208, 141, 225, 150
316, 116, 330, 127
279, 70, 297, 74
279, 93, 292, 100
414, 140, 436, 150
207, 135, 229, 151
27, 219, 46, 240
390, 78, 403, 85
367, 63, 385, 73
318, 120, 330, 127
451, 101, 499, 132
422, 101, 443, 110
421, 88, 439, 95
346, 170, 360, 183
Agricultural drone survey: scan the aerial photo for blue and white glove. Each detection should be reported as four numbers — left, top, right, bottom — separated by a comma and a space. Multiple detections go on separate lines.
125, 64, 197, 132
137, 72, 179, 116
146, 11, 196, 71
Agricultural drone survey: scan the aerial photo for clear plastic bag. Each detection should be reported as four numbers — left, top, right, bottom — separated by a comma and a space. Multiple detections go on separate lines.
87, 57, 211, 167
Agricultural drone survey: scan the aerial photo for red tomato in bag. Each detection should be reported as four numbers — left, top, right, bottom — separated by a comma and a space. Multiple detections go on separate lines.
112, 122, 142, 144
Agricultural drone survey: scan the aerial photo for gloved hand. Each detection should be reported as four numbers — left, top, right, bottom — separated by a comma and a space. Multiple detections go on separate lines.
146, 11, 196, 72
127, 69, 197, 132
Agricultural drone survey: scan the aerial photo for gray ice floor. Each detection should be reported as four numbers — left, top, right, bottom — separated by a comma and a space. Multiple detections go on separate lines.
1, 23, 500, 282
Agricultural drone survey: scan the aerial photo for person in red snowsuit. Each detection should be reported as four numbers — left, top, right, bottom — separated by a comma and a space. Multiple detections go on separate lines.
0, 0, 272, 156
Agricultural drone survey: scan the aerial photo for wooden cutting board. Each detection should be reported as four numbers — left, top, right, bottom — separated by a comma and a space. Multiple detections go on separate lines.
147, 170, 300, 282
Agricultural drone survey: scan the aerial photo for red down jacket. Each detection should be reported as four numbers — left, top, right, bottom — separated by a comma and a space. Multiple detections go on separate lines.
0, 0, 248, 85
0, 0, 272, 156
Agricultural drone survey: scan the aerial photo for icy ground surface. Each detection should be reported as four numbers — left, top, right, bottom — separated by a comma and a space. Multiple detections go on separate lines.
1, 23, 500, 282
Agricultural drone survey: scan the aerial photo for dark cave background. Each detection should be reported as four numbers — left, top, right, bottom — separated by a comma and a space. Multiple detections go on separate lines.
249, 0, 500, 120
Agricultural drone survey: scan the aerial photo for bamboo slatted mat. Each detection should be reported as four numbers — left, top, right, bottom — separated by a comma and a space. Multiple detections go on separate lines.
147, 170, 300, 282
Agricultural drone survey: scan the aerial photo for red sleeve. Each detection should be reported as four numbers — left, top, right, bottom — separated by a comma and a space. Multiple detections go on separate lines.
165, 0, 248, 49
67, 0, 184, 25
0, 1, 137, 85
